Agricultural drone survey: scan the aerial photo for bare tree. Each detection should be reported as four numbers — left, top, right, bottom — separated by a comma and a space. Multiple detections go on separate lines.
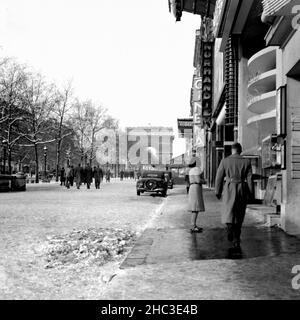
71, 99, 90, 165
71, 100, 119, 166
20, 73, 59, 182
0, 59, 28, 174
53, 81, 74, 181
85, 104, 119, 165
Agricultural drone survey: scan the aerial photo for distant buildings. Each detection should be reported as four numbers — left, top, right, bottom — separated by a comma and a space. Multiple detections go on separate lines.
125, 126, 174, 171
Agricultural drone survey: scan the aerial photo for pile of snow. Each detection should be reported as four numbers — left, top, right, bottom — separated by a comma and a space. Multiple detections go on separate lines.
44, 228, 136, 268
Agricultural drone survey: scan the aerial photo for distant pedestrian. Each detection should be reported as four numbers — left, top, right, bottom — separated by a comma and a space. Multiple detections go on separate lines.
187, 157, 205, 233
65, 165, 72, 189
120, 170, 124, 181
105, 169, 111, 182
215, 142, 253, 255
69, 165, 74, 186
85, 163, 93, 189
93, 165, 103, 189
60, 167, 66, 186
74, 163, 83, 189
81, 165, 87, 185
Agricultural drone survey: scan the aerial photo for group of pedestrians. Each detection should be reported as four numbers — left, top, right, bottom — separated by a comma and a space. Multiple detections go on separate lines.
119, 170, 139, 180
186, 142, 253, 256
60, 164, 108, 190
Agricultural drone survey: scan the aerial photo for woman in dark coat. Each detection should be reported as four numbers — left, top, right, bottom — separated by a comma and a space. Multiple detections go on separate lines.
93, 165, 103, 189
187, 157, 205, 233
60, 167, 66, 186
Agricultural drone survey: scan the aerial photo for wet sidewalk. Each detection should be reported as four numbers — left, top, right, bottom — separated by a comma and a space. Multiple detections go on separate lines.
103, 186, 300, 299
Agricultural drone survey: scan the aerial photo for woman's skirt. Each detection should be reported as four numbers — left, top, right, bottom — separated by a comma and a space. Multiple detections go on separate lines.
188, 184, 205, 212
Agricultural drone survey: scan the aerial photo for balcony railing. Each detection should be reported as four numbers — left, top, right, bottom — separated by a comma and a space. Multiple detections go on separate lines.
262, 0, 291, 17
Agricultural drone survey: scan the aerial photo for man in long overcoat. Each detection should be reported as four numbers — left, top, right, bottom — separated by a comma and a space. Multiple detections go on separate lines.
93, 165, 103, 189
74, 163, 83, 189
69, 165, 74, 186
85, 163, 93, 189
215, 142, 253, 252
120, 170, 124, 181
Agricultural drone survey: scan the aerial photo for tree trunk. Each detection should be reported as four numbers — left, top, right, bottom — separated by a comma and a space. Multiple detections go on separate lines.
55, 139, 61, 182
34, 144, 39, 183
8, 148, 12, 175
81, 150, 84, 165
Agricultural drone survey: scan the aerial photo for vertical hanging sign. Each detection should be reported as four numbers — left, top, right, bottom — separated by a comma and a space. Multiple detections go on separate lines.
202, 41, 214, 121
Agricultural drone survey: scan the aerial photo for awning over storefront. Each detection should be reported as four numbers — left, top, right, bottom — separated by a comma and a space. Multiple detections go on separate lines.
168, 0, 217, 21
177, 118, 193, 138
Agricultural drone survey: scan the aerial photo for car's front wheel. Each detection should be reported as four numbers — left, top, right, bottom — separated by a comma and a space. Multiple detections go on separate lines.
137, 190, 141, 196
162, 190, 167, 197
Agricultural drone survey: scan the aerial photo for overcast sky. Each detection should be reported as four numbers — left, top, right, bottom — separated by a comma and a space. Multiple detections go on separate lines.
0, 0, 200, 155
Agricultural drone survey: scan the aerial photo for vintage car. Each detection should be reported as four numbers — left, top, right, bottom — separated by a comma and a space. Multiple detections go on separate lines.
0, 173, 26, 192
136, 170, 168, 197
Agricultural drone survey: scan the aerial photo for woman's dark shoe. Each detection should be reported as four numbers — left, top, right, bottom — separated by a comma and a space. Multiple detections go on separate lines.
190, 226, 203, 233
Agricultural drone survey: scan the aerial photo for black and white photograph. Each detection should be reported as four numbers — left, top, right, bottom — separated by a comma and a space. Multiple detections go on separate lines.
1, 0, 300, 308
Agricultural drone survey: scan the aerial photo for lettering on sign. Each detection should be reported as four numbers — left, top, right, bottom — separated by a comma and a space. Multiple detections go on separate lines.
202, 42, 214, 120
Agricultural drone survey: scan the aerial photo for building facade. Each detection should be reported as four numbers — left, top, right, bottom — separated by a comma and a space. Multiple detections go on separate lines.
168, 0, 300, 235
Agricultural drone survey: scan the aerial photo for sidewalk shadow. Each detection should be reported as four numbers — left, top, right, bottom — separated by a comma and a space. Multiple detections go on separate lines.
121, 226, 300, 268
189, 226, 300, 260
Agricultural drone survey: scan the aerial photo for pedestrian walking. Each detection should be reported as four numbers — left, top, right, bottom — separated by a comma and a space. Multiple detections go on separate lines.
74, 163, 83, 189
93, 165, 103, 189
215, 142, 253, 255
85, 163, 93, 189
105, 169, 111, 183
69, 165, 74, 186
81, 165, 87, 185
120, 170, 124, 181
187, 157, 206, 233
65, 165, 72, 189
60, 167, 66, 186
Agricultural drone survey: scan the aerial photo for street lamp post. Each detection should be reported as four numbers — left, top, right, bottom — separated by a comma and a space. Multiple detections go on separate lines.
43, 146, 47, 179
2, 139, 8, 174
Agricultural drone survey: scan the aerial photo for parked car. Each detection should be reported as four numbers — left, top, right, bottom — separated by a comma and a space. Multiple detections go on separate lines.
136, 170, 168, 197
0, 173, 26, 192
164, 171, 174, 189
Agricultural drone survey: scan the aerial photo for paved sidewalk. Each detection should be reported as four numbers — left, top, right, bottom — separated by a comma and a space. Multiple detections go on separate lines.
103, 186, 300, 299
